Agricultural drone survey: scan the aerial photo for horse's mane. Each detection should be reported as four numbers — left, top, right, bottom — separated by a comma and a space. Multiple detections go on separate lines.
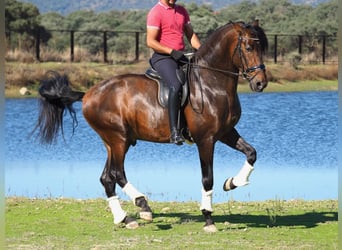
199, 21, 268, 54
246, 22, 268, 53
198, 22, 234, 53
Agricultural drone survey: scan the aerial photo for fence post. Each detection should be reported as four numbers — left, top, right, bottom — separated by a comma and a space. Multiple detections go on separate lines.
274, 35, 277, 64
35, 30, 40, 61
322, 35, 326, 64
70, 30, 74, 62
103, 31, 108, 63
135, 32, 139, 61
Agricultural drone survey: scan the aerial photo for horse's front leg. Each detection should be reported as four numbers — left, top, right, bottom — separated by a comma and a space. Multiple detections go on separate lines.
220, 128, 256, 191
197, 140, 218, 233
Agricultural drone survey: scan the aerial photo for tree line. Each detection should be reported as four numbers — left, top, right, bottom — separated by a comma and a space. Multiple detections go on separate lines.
5, 0, 338, 62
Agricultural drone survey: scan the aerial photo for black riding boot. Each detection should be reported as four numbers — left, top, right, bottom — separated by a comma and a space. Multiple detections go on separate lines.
168, 86, 184, 145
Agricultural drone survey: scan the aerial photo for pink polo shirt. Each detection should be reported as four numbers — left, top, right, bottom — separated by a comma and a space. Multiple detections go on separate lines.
147, 1, 190, 51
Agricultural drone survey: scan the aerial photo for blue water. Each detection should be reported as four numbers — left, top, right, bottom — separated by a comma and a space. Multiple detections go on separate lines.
5, 91, 338, 202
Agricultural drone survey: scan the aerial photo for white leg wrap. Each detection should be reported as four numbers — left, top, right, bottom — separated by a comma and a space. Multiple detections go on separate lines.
200, 189, 213, 212
232, 160, 254, 187
107, 196, 127, 224
122, 182, 146, 204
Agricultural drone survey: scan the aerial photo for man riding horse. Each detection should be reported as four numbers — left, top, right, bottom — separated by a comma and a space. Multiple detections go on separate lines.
146, 0, 201, 145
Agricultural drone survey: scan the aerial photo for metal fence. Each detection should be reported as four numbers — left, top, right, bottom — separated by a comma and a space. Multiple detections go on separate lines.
5, 29, 338, 64
267, 33, 337, 64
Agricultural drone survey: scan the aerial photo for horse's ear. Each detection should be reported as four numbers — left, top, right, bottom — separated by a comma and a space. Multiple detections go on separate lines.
252, 18, 259, 28
251, 19, 269, 52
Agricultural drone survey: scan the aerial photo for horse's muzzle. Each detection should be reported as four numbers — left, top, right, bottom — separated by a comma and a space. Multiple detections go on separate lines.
250, 79, 268, 92
249, 70, 268, 92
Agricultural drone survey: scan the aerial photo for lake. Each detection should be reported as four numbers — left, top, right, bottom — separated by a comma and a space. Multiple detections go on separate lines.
5, 91, 338, 202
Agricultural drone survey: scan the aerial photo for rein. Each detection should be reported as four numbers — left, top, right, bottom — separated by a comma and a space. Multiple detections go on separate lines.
190, 63, 240, 76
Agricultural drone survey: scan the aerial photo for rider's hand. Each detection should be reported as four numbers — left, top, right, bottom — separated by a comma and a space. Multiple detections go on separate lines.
171, 50, 185, 61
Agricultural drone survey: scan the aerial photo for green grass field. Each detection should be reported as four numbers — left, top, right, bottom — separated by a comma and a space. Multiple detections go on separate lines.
5, 198, 338, 249
238, 79, 337, 93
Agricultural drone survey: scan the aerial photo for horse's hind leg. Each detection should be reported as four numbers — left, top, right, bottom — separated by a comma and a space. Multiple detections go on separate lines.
122, 184, 153, 222
101, 141, 152, 228
100, 145, 137, 229
220, 128, 256, 191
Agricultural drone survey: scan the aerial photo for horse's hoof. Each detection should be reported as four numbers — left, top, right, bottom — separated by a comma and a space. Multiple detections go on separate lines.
223, 177, 237, 191
125, 220, 139, 229
203, 224, 218, 233
140, 211, 153, 222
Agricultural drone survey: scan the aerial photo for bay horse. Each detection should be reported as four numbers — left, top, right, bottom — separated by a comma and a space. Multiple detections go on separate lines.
34, 21, 268, 232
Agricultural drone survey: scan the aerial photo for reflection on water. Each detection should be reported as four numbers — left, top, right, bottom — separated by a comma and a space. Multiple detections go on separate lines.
5, 91, 338, 202
5, 159, 337, 202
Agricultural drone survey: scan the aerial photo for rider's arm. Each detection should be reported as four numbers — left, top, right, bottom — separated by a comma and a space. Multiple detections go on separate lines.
146, 27, 173, 55
184, 23, 201, 50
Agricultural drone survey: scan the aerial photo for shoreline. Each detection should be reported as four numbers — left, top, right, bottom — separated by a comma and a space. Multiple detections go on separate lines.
4, 62, 338, 98
5, 79, 338, 98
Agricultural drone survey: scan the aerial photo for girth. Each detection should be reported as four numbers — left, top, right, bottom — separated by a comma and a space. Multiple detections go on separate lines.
145, 68, 189, 108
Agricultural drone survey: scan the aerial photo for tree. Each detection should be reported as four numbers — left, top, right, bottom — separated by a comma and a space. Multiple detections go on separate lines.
6, 0, 337, 62
64, 10, 97, 30
6, 0, 40, 31
41, 12, 66, 30
185, 4, 218, 35
216, 1, 258, 25
309, 0, 337, 36
5, 0, 50, 50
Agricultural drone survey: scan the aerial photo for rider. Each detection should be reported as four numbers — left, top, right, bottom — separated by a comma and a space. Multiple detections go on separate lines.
146, 0, 201, 145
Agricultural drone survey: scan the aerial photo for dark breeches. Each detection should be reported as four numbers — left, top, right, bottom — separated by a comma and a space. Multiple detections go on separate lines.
150, 53, 182, 91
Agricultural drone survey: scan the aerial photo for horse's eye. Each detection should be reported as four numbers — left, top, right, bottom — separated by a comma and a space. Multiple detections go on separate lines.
246, 45, 253, 52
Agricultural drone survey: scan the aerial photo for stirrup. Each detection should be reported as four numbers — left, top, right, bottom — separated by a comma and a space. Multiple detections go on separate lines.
170, 130, 184, 145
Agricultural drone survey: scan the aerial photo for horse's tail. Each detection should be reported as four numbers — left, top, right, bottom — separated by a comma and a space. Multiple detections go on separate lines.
32, 71, 85, 144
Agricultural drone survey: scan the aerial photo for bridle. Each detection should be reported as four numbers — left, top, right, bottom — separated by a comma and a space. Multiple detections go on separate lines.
235, 36, 265, 80
187, 34, 265, 80
185, 32, 266, 114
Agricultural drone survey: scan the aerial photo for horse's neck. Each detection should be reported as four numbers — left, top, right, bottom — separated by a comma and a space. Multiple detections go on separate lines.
190, 57, 239, 95
198, 26, 236, 69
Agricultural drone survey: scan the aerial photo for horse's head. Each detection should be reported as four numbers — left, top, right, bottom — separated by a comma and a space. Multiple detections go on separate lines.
232, 21, 268, 92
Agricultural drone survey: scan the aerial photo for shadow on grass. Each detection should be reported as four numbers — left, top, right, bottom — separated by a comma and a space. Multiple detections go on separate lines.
151, 211, 338, 229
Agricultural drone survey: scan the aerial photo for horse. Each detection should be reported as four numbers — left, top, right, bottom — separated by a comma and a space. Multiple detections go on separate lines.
34, 21, 268, 233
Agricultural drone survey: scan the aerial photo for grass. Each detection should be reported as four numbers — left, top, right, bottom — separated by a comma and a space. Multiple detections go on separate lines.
238, 79, 338, 93
4, 62, 338, 98
5, 197, 338, 249
4, 62, 339, 249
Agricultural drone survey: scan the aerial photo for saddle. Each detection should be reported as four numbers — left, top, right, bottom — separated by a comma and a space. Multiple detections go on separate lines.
145, 65, 194, 144
145, 67, 189, 108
